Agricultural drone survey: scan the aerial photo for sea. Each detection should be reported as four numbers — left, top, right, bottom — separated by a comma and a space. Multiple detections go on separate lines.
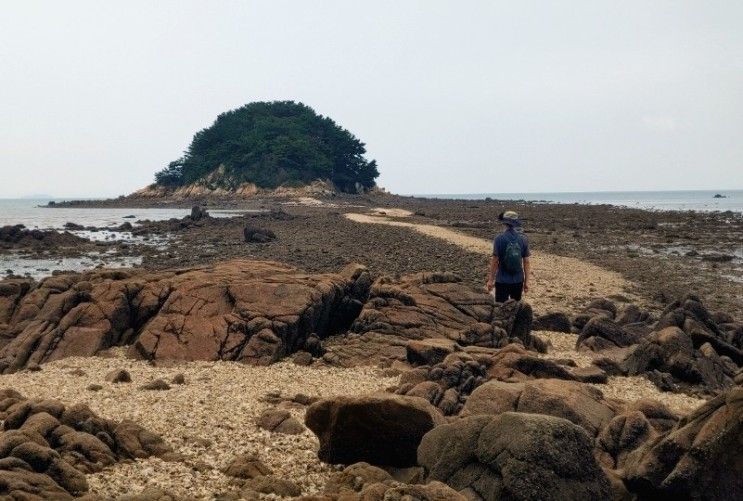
414, 189, 743, 213
0, 199, 249, 229
0, 199, 252, 278
1, 191, 741, 229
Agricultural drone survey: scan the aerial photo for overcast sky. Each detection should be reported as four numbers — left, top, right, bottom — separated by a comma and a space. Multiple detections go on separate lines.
1, 1, 742, 198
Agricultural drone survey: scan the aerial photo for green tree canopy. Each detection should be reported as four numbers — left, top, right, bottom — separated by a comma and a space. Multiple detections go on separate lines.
154, 101, 379, 193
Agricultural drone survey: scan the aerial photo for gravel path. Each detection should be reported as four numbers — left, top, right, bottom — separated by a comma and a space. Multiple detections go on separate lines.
345, 211, 639, 314
0, 353, 397, 499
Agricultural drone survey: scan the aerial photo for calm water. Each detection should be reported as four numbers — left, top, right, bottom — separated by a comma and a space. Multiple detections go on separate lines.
415, 190, 743, 213
0, 199, 248, 229
0, 199, 253, 278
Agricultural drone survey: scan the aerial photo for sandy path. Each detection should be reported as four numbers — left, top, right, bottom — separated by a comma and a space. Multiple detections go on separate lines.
0, 354, 396, 499
345, 212, 638, 314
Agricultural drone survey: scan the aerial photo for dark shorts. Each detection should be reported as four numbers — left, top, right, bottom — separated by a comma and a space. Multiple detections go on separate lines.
495, 282, 523, 303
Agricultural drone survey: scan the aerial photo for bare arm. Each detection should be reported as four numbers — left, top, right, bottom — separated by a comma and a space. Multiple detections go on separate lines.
523, 256, 531, 292
487, 256, 498, 291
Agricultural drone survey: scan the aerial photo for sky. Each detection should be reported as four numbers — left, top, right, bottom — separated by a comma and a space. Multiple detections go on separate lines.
1, 1, 742, 198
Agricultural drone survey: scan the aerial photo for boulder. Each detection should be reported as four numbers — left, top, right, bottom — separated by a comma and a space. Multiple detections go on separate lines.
324, 462, 393, 494
460, 380, 525, 417
571, 366, 608, 384
461, 378, 616, 436
140, 379, 170, 391
491, 300, 537, 349
576, 317, 642, 351
105, 369, 131, 383
256, 409, 304, 435
485, 346, 577, 382
354, 480, 466, 500
533, 312, 572, 333
616, 304, 651, 325
585, 298, 618, 319
406, 339, 459, 366
623, 385, 743, 500
242, 475, 301, 497
418, 412, 612, 501
222, 453, 272, 479
243, 226, 276, 243
190, 205, 207, 221
116, 487, 184, 501
398, 351, 489, 415
305, 394, 445, 467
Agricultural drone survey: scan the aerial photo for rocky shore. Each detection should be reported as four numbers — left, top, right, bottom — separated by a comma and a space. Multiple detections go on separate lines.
0, 195, 739, 499
36, 193, 743, 317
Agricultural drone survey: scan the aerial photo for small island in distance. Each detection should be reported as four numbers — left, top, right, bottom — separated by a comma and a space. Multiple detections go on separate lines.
147, 100, 379, 198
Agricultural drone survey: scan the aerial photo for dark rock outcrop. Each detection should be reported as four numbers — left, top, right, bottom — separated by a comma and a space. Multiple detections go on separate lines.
576, 317, 644, 351
623, 385, 742, 500
623, 326, 735, 392
595, 399, 678, 470
256, 408, 304, 435
318, 462, 466, 501
304, 394, 444, 467
395, 343, 586, 416
0, 225, 88, 250
533, 311, 572, 333
418, 412, 612, 501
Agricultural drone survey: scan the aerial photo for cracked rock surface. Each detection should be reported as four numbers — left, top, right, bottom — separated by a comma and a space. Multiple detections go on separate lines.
0, 259, 371, 372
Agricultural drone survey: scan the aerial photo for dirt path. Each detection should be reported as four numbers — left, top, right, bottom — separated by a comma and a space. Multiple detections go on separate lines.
346, 212, 639, 314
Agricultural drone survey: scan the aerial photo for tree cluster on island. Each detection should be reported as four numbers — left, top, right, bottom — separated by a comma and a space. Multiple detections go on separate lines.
154, 101, 379, 193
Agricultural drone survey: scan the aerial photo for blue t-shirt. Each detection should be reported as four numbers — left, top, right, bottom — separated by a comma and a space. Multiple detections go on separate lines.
493, 228, 530, 284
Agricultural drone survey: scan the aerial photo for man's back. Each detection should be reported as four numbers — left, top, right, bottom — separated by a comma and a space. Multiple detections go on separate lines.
493, 228, 530, 284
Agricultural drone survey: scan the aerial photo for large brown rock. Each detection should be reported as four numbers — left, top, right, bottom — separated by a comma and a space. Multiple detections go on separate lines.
324, 273, 537, 367
0, 259, 370, 371
623, 385, 743, 500
305, 394, 445, 467
460, 378, 616, 436
418, 412, 612, 501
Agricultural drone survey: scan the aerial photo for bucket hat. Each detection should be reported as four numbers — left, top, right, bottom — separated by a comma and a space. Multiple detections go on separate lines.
498, 210, 522, 227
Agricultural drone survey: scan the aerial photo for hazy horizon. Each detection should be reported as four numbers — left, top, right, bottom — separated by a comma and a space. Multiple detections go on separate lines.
2, 1, 742, 198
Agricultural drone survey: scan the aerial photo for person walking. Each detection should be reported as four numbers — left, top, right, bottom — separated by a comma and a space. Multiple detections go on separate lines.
486, 210, 531, 302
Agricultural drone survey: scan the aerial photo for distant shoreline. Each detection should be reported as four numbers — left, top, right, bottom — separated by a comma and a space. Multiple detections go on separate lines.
10, 188, 741, 214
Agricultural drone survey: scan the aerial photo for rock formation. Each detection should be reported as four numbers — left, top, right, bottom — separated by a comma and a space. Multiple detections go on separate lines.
417, 412, 613, 500
304, 394, 445, 467
323, 272, 543, 368
460, 378, 617, 436
0, 259, 370, 371
623, 384, 742, 499
0, 225, 88, 251
0, 388, 171, 499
